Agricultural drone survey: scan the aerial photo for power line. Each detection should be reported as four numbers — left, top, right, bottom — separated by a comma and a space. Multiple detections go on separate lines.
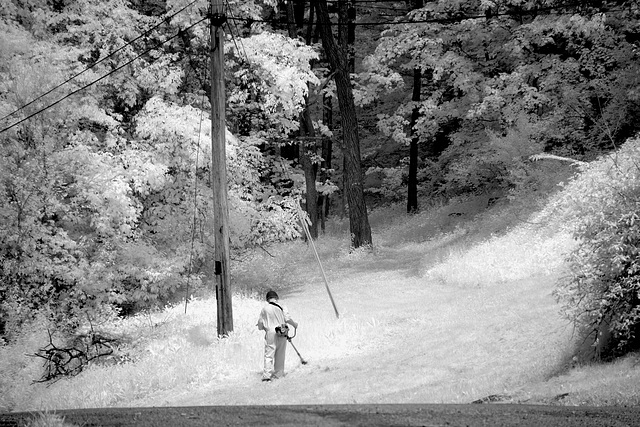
327, 1, 406, 3
299, 3, 409, 11
0, 0, 200, 124
230, 1, 630, 26
1, 1, 629, 133
225, 0, 249, 63
0, 16, 208, 135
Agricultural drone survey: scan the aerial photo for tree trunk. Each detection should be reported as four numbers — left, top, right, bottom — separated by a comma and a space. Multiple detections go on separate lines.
316, 0, 371, 248
300, 109, 319, 239
318, 0, 333, 232
347, 1, 356, 73
288, 0, 319, 239
407, 68, 421, 214
407, 0, 424, 214
319, 92, 333, 233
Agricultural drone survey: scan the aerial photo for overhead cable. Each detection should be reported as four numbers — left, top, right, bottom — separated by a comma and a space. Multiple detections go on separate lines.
225, 0, 249, 63
230, 1, 630, 26
0, 0, 200, 124
0, 16, 208, 135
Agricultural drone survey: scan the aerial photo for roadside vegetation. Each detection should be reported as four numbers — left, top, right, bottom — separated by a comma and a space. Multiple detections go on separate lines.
2, 0, 640, 418
3, 141, 640, 411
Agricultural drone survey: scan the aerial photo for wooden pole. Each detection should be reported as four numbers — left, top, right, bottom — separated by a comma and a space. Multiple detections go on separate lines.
210, 0, 233, 336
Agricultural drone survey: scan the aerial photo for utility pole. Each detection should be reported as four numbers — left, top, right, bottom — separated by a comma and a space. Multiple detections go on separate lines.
210, 0, 233, 336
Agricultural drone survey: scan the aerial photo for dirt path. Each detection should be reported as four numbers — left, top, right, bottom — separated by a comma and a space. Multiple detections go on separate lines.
130, 270, 568, 407
3, 404, 640, 426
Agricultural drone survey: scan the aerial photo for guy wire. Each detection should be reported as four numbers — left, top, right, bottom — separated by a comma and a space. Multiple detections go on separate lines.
185, 20, 212, 315
279, 159, 340, 319
224, 0, 250, 63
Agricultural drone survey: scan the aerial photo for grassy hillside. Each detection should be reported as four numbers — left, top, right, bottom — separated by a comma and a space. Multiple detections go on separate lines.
2, 181, 640, 412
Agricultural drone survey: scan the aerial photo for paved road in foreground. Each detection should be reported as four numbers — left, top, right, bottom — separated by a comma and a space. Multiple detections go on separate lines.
2, 404, 640, 427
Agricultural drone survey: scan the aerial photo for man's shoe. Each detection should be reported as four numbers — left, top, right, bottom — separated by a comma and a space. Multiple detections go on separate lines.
262, 378, 271, 382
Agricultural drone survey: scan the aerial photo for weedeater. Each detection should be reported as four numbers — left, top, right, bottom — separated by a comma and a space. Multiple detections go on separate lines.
286, 325, 308, 365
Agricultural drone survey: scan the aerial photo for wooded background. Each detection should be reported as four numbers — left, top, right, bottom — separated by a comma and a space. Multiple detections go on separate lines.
1, 0, 639, 352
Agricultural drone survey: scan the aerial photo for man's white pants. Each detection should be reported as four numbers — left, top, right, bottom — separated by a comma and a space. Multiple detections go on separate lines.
263, 331, 287, 380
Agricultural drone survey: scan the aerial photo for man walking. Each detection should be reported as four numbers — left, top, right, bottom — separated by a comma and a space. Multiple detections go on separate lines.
257, 290, 299, 381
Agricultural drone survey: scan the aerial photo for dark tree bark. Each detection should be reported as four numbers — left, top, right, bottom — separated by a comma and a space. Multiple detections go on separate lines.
407, 0, 424, 214
407, 68, 421, 213
286, 0, 297, 38
315, 0, 372, 248
317, 0, 332, 233
346, 1, 356, 73
319, 92, 333, 233
299, 109, 319, 239
287, 0, 319, 239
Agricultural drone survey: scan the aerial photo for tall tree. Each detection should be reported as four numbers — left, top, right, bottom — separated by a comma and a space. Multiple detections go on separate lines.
319, 90, 333, 232
286, 0, 320, 239
407, 0, 424, 213
315, 0, 372, 248
0, 0, 320, 336
407, 67, 421, 213
362, 0, 640, 201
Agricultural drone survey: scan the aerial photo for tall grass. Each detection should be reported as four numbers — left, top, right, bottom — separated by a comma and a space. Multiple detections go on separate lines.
19, 412, 74, 427
425, 224, 574, 286
1, 297, 266, 410
3, 185, 640, 410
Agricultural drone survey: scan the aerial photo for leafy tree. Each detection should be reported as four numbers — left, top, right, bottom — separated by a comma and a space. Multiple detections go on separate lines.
552, 138, 640, 360
0, 0, 326, 337
3, 0, 639, 353
361, 0, 640, 199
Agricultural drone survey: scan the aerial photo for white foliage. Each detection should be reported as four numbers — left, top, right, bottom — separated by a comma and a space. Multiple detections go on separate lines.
120, 150, 169, 196
135, 55, 184, 95
57, 144, 139, 237
316, 180, 339, 196
135, 96, 213, 167
313, 121, 334, 138
377, 113, 411, 145
237, 32, 319, 133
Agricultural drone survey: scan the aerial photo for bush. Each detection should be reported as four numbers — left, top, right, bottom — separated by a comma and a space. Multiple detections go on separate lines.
552, 138, 640, 360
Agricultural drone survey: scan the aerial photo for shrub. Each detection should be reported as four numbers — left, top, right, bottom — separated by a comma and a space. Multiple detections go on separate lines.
552, 138, 640, 360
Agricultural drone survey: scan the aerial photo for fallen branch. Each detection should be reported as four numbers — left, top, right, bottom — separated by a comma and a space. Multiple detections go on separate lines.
30, 329, 117, 383
529, 153, 586, 165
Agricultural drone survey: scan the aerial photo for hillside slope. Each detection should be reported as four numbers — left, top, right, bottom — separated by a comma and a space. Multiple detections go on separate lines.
4, 192, 640, 410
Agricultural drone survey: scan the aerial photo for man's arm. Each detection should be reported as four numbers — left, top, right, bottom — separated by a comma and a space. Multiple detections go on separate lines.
283, 307, 299, 328
257, 308, 266, 331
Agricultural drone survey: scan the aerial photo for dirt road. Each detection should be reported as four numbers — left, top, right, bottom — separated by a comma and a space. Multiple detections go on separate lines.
2, 404, 640, 427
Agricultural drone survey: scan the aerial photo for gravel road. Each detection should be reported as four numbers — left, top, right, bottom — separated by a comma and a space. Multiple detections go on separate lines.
2, 404, 640, 427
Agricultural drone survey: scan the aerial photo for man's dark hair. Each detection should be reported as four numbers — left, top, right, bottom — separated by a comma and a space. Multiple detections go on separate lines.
266, 290, 279, 300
